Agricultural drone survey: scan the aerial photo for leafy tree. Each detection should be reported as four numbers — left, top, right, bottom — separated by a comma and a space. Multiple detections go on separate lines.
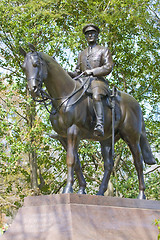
0, 0, 159, 222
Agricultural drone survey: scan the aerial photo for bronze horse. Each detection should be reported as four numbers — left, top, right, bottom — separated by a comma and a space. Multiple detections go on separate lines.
20, 44, 155, 199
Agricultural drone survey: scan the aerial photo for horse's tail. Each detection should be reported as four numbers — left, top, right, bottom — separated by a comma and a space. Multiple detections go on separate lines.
140, 116, 156, 165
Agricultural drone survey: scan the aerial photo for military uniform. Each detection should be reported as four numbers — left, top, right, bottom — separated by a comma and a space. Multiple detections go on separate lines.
69, 24, 114, 136
74, 44, 113, 99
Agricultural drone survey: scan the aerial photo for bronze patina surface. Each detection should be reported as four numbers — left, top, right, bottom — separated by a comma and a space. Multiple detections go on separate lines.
68, 24, 114, 137
19, 26, 156, 199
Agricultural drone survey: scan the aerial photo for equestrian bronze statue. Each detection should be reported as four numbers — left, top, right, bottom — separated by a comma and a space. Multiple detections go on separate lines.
20, 26, 155, 200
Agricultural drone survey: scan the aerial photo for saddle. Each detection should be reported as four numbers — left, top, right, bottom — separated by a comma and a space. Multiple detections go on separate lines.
67, 77, 121, 123
86, 84, 121, 123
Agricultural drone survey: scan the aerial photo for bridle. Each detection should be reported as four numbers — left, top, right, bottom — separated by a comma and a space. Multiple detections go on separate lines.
28, 52, 90, 115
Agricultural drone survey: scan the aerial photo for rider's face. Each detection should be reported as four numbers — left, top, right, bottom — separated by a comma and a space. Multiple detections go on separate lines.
85, 30, 98, 45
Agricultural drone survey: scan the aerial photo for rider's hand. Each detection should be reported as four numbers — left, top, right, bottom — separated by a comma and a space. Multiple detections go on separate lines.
84, 69, 93, 76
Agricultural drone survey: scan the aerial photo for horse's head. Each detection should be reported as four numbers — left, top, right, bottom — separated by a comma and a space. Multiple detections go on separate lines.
20, 44, 47, 99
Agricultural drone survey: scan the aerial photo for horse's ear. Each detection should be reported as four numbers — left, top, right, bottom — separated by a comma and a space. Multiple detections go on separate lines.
19, 46, 26, 57
28, 43, 36, 52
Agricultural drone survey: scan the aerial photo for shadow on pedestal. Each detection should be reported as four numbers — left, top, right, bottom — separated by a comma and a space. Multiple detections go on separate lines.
1, 194, 160, 240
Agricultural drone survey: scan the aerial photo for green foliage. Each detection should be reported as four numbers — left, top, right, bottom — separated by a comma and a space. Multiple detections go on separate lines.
145, 171, 160, 200
153, 219, 160, 240
0, 0, 159, 220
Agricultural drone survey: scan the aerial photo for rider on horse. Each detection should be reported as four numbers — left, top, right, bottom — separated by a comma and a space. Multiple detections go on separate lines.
68, 24, 114, 137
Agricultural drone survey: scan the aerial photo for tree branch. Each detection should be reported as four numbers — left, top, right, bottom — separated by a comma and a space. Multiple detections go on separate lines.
0, 96, 28, 122
144, 165, 160, 175
148, 6, 160, 21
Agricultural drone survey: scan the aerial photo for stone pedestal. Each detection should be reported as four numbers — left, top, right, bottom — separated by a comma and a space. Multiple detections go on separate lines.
1, 194, 160, 240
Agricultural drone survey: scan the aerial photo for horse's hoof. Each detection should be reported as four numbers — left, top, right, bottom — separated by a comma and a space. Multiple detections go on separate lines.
137, 191, 146, 200
62, 185, 73, 194
77, 188, 86, 194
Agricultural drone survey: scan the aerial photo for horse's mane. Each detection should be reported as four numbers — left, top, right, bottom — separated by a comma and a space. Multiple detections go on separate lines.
39, 52, 56, 64
39, 52, 67, 74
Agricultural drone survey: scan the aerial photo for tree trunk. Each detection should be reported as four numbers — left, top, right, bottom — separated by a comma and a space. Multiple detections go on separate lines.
27, 95, 39, 192
29, 151, 38, 190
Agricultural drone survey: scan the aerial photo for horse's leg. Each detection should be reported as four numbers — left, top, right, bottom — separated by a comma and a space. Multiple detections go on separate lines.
97, 139, 114, 196
57, 136, 86, 194
122, 134, 146, 199
63, 124, 80, 194
74, 154, 86, 194
129, 142, 146, 199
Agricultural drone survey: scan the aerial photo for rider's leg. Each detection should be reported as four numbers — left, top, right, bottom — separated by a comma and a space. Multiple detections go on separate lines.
92, 92, 104, 137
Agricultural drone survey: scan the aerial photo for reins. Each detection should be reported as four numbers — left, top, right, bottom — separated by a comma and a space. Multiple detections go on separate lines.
31, 55, 90, 115
37, 75, 90, 115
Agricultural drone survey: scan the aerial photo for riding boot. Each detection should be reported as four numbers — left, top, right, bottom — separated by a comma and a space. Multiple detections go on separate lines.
93, 100, 104, 136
